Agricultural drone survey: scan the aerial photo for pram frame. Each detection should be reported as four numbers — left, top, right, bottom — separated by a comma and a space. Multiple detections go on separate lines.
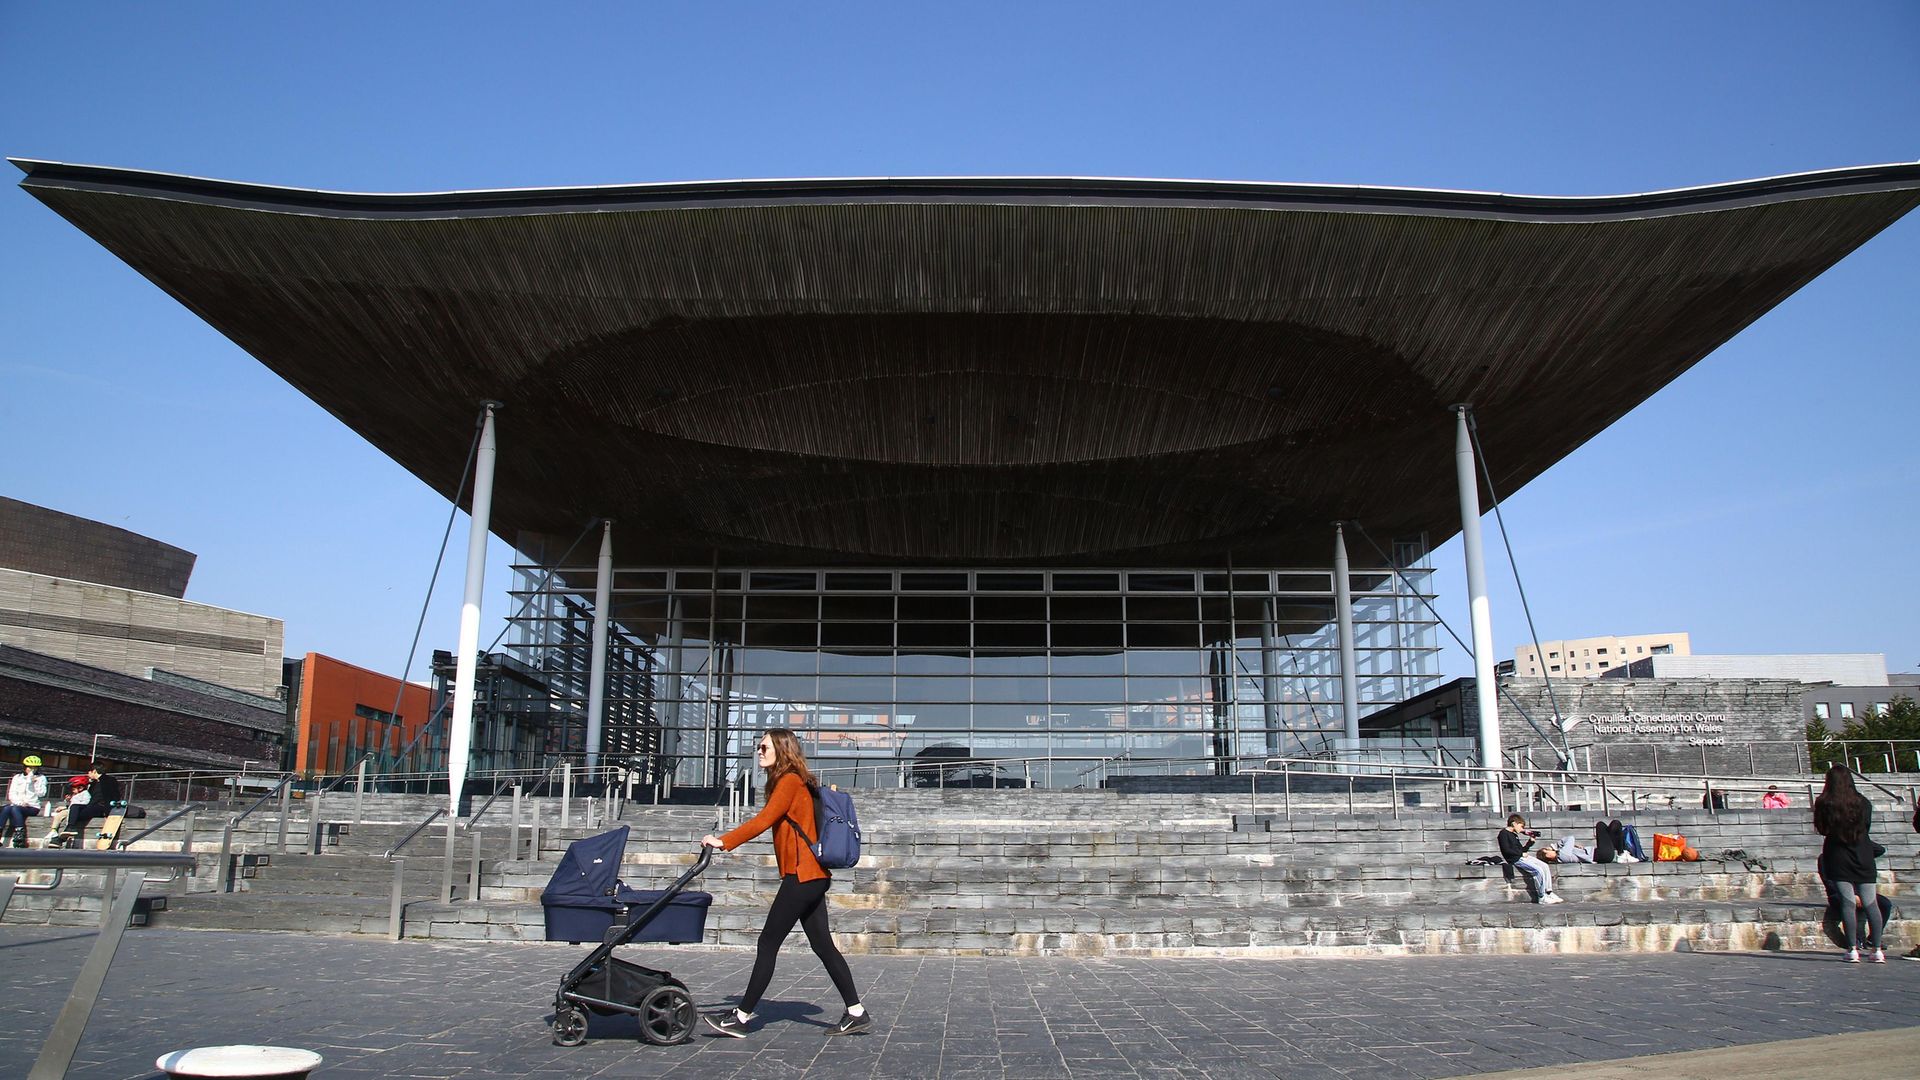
552, 844, 713, 1046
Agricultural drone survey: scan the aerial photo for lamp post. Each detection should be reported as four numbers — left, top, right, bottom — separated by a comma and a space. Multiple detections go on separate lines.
90, 733, 115, 762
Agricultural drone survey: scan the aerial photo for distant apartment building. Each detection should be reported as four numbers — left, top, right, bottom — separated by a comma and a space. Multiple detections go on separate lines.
1514, 632, 1691, 678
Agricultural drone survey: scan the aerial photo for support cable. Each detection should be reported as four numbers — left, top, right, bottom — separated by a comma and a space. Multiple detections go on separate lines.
322, 408, 482, 789
1463, 412, 1573, 765
1347, 521, 1562, 763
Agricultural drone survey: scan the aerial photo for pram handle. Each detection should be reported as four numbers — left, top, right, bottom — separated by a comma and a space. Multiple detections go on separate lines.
590, 845, 714, 959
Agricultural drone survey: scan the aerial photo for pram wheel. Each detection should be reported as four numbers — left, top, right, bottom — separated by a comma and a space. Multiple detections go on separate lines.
552, 1003, 589, 1047
637, 985, 696, 1045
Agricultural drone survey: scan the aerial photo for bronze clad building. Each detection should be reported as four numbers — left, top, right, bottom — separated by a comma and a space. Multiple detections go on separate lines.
18, 160, 1920, 787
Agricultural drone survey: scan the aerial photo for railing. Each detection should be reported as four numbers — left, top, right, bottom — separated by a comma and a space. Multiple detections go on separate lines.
213, 774, 295, 892
0, 849, 199, 1080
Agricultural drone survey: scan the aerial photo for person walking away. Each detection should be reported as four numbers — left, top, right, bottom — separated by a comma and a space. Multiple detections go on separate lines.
2, 755, 48, 846
700, 729, 870, 1037
1498, 814, 1563, 904
1813, 764, 1885, 963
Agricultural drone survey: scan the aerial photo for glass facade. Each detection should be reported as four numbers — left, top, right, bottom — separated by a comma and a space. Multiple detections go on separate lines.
506, 543, 1439, 790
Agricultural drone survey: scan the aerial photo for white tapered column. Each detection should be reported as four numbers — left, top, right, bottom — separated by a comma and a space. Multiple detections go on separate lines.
1333, 523, 1361, 744
447, 402, 500, 817
584, 519, 614, 776
1454, 405, 1503, 810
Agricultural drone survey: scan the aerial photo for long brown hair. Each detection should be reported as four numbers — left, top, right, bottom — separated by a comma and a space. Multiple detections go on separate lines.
1814, 764, 1868, 843
759, 728, 815, 799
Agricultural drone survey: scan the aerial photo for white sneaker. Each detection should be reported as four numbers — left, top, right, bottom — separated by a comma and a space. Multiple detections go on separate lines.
1618, 854, 1641, 864
1844, 949, 1860, 963
1539, 894, 1565, 905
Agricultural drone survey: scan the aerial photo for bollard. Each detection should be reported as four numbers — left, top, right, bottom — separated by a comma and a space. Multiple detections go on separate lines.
180, 811, 197, 855
1390, 771, 1399, 820
528, 801, 542, 861
354, 760, 367, 825
585, 796, 595, 830
275, 783, 291, 854
561, 762, 573, 827
1283, 764, 1292, 819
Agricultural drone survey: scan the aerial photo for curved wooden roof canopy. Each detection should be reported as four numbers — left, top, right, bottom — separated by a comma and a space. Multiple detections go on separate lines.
16, 159, 1920, 569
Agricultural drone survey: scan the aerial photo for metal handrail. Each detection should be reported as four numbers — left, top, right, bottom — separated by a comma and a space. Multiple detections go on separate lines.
226, 774, 294, 827
0, 849, 203, 1080
115, 804, 196, 849
384, 807, 447, 859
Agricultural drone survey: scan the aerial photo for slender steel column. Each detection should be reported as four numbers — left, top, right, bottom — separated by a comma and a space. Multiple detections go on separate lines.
1260, 598, 1280, 756
1332, 523, 1361, 744
584, 519, 614, 776
1453, 405, 1503, 810
447, 401, 500, 817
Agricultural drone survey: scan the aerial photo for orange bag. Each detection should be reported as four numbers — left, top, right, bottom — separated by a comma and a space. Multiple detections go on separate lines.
1653, 833, 1688, 861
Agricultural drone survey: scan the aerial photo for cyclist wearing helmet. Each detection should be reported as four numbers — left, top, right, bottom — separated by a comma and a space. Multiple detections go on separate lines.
3, 755, 48, 847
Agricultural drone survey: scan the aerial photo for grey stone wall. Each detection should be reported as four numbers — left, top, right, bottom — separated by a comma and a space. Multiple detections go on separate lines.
1491, 677, 1807, 777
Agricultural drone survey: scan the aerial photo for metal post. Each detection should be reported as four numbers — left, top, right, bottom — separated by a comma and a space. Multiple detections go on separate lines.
180, 811, 196, 855
1283, 763, 1292, 819
440, 819, 456, 903
510, 785, 523, 861
528, 800, 542, 860
585, 796, 596, 829
388, 858, 406, 941
561, 762, 573, 828
1453, 406, 1502, 813
216, 824, 235, 893
1390, 770, 1399, 820
355, 759, 367, 825
99, 868, 117, 929
468, 832, 483, 903
1346, 774, 1355, 814
447, 401, 501, 817
275, 782, 290, 853
1333, 523, 1361, 745
30, 871, 149, 1080
584, 519, 614, 775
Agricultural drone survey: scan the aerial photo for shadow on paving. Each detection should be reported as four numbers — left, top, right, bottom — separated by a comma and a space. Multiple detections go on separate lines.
1, 928, 1917, 1079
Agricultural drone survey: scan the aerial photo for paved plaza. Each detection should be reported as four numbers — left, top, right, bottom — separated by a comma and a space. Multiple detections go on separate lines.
3, 928, 1919, 1079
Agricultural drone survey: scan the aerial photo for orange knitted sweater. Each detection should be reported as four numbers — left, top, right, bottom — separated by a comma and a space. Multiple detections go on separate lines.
719, 773, 827, 882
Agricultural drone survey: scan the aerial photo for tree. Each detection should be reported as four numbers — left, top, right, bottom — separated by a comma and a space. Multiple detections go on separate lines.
1806, 714, 1841, 771
1834, 695, 1920, 774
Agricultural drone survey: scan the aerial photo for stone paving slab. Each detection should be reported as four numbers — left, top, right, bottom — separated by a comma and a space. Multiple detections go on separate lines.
2, 927, 1918, 1079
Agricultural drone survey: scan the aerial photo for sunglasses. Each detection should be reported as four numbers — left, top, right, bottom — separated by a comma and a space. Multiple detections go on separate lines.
757, 742, 774, 753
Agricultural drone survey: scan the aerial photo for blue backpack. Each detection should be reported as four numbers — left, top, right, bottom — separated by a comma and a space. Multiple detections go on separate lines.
784, 782, 862, 870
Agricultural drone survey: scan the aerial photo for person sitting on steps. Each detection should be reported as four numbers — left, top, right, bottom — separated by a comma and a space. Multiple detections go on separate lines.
1498, 814, 1564, 904
1, 755, 48, 847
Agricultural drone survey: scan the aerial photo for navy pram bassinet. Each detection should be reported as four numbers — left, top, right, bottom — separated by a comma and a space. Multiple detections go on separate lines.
540, 826, 712, 944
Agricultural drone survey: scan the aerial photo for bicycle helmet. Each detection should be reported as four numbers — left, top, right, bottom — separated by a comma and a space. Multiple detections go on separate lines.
21, 755, 42, 767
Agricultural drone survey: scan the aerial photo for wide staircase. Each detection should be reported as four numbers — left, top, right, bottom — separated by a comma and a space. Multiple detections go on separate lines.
5, 787, 1914, 956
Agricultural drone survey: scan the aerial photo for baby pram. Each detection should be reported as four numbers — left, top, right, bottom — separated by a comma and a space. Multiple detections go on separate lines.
542, 826, 713, 1046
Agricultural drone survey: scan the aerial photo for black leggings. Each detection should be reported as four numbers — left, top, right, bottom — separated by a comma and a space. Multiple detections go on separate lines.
740, 874, 858, 1014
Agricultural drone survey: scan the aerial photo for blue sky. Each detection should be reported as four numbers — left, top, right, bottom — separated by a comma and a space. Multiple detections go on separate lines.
3, 3, 1917, 683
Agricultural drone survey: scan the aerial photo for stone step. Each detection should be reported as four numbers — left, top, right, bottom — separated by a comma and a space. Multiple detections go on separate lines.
145, 892, 1918, 957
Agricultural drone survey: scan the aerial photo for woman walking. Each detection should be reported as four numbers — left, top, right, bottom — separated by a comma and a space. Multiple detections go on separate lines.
1814, 764, 1885, 963
701, 729, 870, 1037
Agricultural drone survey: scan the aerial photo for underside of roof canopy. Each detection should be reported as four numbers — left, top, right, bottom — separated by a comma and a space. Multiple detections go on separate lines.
16, 160, 1920, 568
